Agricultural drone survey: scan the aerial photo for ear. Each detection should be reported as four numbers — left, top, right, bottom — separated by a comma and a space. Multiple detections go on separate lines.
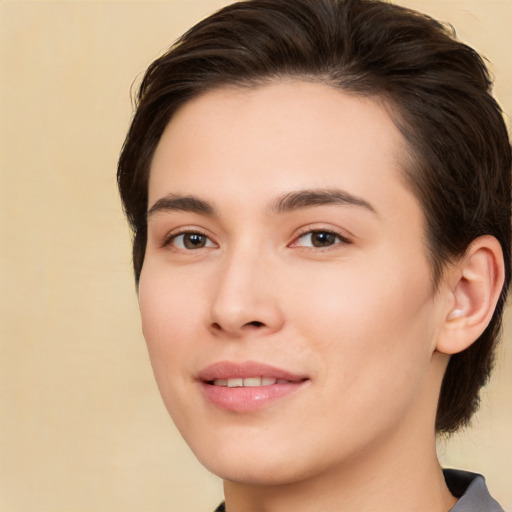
436, 235, 505, 355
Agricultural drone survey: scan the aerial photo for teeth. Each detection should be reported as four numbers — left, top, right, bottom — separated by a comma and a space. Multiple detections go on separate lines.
243, 377, 262, 387
212, 377, 280, 387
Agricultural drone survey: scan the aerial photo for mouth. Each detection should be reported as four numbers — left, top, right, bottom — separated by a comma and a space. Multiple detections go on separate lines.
198, 361, 309, 412
210, 377, 294, 387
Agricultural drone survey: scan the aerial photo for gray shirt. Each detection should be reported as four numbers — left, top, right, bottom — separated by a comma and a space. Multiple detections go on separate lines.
445, 469, 504, 512
213, 469, 505, 512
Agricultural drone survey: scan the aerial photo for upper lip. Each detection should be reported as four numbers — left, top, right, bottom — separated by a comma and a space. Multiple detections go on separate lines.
198, 361, 308, 383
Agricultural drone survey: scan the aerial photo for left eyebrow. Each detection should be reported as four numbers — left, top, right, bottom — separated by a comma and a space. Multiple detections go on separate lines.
269, 188, 378, 215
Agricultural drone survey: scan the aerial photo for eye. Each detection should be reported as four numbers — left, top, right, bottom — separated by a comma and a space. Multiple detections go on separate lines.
169, 231, 216, 250
293, 230, 349, 248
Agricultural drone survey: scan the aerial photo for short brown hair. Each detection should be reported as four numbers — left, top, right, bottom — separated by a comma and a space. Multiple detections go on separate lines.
117, 0, 511, 433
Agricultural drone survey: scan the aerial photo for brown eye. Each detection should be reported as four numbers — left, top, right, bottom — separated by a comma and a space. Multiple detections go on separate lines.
295, 230, 347, 248
311, 231, 337, 247
171, 232, 215, 249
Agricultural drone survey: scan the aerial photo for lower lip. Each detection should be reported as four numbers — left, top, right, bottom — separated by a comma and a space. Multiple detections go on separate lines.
200, 381, 307, 412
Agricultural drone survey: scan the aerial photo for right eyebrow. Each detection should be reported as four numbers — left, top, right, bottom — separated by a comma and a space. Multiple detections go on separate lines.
147, 194, 215, 218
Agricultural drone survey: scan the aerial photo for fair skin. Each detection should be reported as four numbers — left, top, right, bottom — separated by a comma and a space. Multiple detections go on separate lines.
139, 81, 504, 512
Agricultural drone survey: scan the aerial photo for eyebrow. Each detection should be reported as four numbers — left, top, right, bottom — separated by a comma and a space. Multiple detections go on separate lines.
147, 188, 378, 218
269, 188, 378, 215
147, 194, 215, 218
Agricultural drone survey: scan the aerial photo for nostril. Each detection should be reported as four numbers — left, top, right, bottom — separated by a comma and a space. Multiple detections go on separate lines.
209, 319, 268, 334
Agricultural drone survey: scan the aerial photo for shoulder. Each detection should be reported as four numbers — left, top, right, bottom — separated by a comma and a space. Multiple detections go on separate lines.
444, 469, 505, 512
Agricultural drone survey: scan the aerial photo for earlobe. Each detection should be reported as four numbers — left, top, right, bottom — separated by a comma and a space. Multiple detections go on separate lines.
436, 235, 505, 355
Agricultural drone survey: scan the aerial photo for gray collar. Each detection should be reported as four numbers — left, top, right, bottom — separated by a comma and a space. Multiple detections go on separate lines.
444, 469, 504, 512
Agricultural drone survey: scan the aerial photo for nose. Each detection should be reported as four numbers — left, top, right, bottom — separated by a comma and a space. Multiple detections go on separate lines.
208, 246, 284, 338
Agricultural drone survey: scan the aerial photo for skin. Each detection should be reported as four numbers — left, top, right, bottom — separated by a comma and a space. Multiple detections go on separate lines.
139, 81, 466, 511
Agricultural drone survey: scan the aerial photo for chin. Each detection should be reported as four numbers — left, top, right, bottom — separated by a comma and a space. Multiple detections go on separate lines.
192, 443, 321, 486
207, 461, 304, 486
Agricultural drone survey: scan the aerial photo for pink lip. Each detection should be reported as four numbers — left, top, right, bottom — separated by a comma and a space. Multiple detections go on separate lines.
198, 361, 309, 412
198, 361, 307, 382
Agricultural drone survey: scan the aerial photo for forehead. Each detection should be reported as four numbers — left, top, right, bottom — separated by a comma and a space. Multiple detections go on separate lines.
149, 80, 416, 218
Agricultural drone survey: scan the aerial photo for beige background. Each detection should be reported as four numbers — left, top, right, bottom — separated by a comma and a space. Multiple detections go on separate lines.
0, 1, 510, 511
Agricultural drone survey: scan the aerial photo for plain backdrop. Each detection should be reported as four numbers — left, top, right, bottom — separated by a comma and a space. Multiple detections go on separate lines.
1, 1, 511, 511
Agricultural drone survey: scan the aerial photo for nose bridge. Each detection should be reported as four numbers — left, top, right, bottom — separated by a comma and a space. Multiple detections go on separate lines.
209, 239, 282, 335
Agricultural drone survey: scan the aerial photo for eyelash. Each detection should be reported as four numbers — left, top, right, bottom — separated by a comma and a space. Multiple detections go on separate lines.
163, 227, 351, 252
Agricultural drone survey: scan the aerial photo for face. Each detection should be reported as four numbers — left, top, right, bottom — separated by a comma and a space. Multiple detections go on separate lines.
139, 81, 449, 485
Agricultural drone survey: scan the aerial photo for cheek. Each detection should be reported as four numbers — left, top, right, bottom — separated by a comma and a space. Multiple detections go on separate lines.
138, 265, 205, 389
289, 270, 437, 452
139, 261, 206, 337
137, 266, 216, 436
289, 256, 437, 387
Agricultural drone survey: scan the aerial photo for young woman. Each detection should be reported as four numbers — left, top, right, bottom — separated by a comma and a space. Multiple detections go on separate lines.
117, 1, 511, 510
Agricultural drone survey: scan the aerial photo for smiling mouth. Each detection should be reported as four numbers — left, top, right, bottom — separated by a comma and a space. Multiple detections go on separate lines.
210, 377, 293, 387
199, 362, 309, 411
